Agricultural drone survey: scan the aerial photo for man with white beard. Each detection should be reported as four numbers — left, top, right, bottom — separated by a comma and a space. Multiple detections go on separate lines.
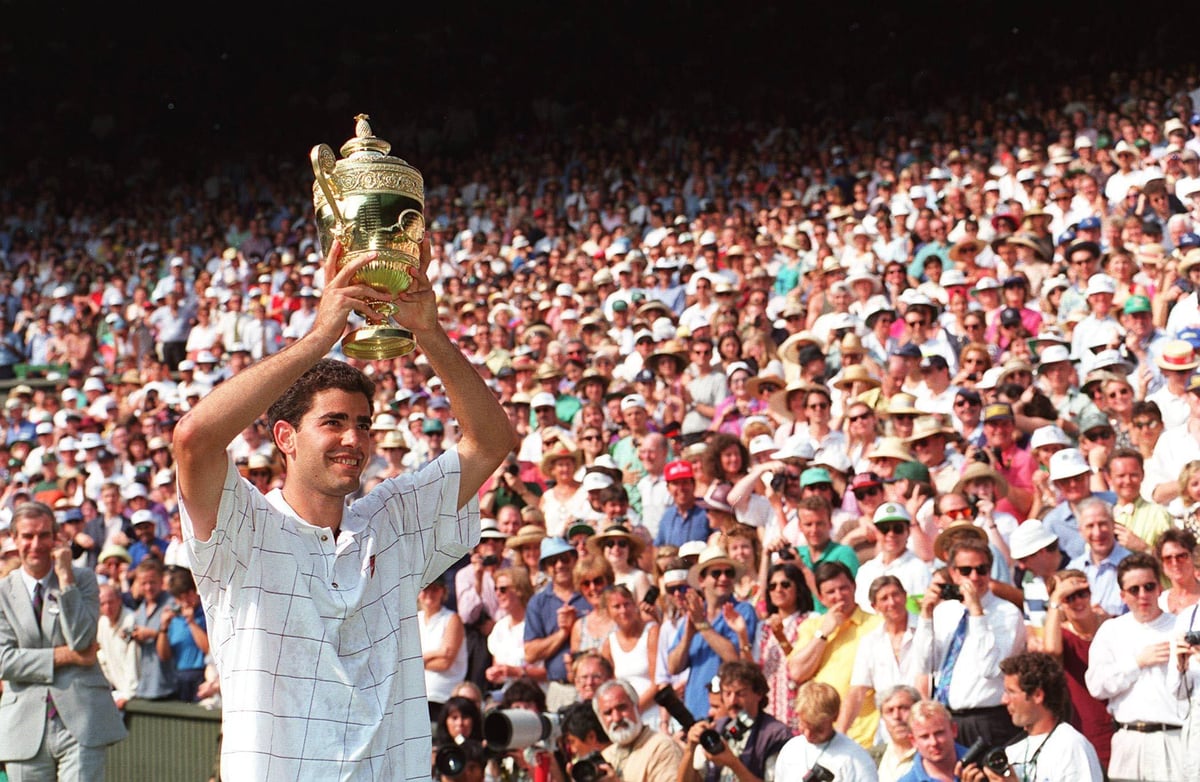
594, 680, 682, 782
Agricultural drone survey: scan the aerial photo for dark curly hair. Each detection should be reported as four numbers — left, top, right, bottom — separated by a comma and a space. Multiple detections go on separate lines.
701, 433, 750, 483
266, 358, 376, 436
999, 652, 1071, 723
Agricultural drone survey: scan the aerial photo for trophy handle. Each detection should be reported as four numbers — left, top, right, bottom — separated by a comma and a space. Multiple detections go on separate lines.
310, 144, 349, 236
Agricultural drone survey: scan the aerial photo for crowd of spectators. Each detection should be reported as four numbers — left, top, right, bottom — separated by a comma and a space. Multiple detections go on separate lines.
9, 36, 1200, 781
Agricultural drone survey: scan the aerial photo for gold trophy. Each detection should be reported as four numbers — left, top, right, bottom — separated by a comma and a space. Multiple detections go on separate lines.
311, 114, 425, 359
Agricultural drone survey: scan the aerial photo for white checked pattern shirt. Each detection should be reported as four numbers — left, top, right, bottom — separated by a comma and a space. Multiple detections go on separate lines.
182, 451, 476, 781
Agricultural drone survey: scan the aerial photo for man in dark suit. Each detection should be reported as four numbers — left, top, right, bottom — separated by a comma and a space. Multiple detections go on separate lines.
0, 501, 128, 779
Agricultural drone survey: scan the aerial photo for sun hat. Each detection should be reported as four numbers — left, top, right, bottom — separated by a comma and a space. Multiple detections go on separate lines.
686, 545, 745, 589
1009, 520, 1060, 561
1048, 448, 1090, 482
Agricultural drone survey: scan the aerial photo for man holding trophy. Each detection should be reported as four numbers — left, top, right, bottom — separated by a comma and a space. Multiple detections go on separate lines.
174, 116, 518, 781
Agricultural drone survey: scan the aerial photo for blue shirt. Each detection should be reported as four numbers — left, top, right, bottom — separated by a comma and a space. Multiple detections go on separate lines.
129, 536, 171, 567
1043, 492, 1117, 559
897, 742, 969, 782
673, 599, 759, 719
655, 504, 712, 548
524, 585, 591, 682
1067, 543, 1131, 617
166, 604, 208, 672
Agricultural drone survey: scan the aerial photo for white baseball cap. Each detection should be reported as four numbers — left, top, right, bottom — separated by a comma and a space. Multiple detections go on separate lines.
1048, 448, 1091, 482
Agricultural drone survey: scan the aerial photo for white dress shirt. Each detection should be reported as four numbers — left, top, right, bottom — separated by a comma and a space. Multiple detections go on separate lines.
913, 591, 1026, 710
1085, 610, 1187, 725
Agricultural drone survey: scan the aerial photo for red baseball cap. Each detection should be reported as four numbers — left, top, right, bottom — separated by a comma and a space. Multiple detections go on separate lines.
664, 460, 695, 482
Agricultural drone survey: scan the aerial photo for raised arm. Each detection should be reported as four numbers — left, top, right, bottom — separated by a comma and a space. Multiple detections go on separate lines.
174, 242, 392, 541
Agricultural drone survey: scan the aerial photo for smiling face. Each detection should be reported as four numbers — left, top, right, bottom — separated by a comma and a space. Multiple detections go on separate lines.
274, 389, 372, 501
14, 513, 55, 579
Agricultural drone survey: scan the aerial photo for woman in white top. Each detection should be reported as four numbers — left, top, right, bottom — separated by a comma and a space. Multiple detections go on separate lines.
418, 580, 467, 721
485, 567, 543, 697
600, 585, 659, 725
538, 445, 588, 538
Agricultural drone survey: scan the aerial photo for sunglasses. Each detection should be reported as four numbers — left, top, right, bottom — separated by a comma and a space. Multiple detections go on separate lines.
1063, 588, 1091, 603
666, 584, 690, 595
955, 564, 989, 577
496, 585, 511, 595
847, 412, 873, 423
876, 521, 909, 536
1106, 388, 1131, 399
1161, 551, 1192, 564
601, 539, 629, 549
543, 553, 575, 568
853, 486, 882, 499
1124, 581, 1159, 596
807, 402, 830, 410
1083, 428, 1114, 441
942, 507, 973, 520
706, 568, 735, 580
581, 434, 602, 441
580, 577, 608, 588
769, 580, 794, 590
906, 319, 928, 327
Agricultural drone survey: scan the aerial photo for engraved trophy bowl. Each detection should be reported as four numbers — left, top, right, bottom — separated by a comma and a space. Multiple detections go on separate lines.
311, 114, 425, 359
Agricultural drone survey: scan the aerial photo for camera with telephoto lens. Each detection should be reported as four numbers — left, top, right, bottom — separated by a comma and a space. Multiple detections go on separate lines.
653, 685, 725, 754
1184, 630, 1200, 646
801, 764, 834, 782
938, 582, 963, 601
435, 740, 489, 779
483, 709, 562, 750
570, 752, 608, 782
961, 738, 1009, 775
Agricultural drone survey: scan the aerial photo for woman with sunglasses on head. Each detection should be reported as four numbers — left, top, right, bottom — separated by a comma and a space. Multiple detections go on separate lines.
485, 567, 543, 697
1157, 528, 1200, 614
599, 585, 660, 725
569, 556, 616, 656
754, 561, 813, 732
1041, 568, 1115, 770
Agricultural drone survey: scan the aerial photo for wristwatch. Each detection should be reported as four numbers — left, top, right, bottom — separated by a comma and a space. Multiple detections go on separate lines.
814, 630, 829, 641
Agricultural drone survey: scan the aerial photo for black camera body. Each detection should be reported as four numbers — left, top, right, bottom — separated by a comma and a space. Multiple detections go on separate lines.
1184, 630, 1200, 646
801, 764, 834, 782
481, 555, 500, 568
654, 685, 725, 755
961, 738, 1009, 775
723, 710, 756, 743
938, 582, 963, 601
570, 752, 608, 782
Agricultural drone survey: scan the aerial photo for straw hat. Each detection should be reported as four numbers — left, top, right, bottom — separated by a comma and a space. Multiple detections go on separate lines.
768, 381, 819, 420
587, 524, 645, 559
838, 332, 866, 357
865, 437, 914, 463
649, 340, 689, 375
904, 415, 956, 444
953, 462, 1010, 497
539, 445, 583, 479
934, 521, 989, 563
1155, 340, 1200, 372
745, 372, 787, 397
686, 545, 745, 589
506, 524, 547, 550
779, 331, 824, 365
833, 365, 881, 392
948, 238, 987, 263
880, 393, 921, 417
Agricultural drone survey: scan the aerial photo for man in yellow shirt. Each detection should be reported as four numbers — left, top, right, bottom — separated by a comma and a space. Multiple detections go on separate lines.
787, 561, 882, 748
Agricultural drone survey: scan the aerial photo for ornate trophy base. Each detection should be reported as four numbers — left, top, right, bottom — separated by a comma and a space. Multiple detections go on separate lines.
342, 325, 415, 359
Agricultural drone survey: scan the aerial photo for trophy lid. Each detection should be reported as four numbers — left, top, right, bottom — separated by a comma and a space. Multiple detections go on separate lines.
312, 114, 424, 211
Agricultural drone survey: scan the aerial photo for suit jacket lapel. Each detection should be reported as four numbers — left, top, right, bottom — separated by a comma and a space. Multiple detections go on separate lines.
2, 572, 41, 644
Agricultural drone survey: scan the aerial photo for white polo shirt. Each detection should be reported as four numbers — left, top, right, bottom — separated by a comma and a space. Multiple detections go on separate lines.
183, 451, 475, 781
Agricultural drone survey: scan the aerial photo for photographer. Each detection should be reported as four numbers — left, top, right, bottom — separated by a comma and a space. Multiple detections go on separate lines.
961, 403, 1034, 521
898, 700, 966, 782
774, 682, 878, 781
958, 652, 1101, 782
914, 538, 1024, 748
677, 661, 792, 782
435, 738, 487, 782
560, 701, 611, 781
